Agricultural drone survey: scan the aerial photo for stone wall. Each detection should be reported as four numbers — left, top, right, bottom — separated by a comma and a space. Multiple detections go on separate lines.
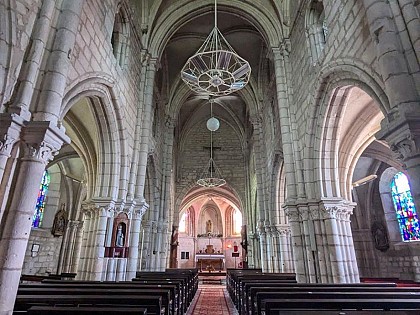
22, 229, 62, 275
176, 119, 246, 202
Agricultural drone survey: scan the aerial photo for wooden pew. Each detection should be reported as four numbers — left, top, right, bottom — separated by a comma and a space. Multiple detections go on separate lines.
18, 282, 176, 315
17, 287, 171, 315
255, 291, 420, 315
263, 298, 420, 315
134, 271, 197, 312
244, 283, 400, 315
38, 279, 183, 315
26, 306, 147, 314
14, 294, 162, 315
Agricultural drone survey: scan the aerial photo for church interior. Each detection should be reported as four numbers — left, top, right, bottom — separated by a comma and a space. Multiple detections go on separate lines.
1, 0, 420, 314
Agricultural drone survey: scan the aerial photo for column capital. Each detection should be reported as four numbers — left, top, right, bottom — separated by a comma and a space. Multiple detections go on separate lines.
284, 206, 300, 222
134, 201, 149, 220
22, 121, 70, 163
377, 114, 420, 167
165, 115, 176, 129
0, 113, 25, 156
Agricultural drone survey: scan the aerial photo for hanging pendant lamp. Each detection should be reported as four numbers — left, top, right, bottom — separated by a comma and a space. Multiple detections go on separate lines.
197, 99, 226, 187
181, 0, 251, 96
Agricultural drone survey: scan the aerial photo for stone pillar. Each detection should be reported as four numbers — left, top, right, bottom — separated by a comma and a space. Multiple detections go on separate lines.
0, 121, 68, 314
257, 221, 268, 271
272, 45, 298, 199
278, 227, 293, 273
285, 206, 306, 282
91, 206, 109, 281
127, 201, 148, 279
71, 221, 83, 274
265, 225, 274, 272
270, 226, 280, 272
33, 0, 84, 124
135, 59, 158, 199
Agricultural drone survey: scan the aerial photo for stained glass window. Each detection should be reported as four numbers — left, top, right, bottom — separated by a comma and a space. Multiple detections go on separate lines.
391, 172, 420, 241
233, 209, 242, 235
32, 170, 50, 228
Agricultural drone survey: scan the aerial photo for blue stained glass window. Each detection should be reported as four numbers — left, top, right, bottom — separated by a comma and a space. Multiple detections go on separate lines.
391, 172, 420, 241
32, 170, 50, 228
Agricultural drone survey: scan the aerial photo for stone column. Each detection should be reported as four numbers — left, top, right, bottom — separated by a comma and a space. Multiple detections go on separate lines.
33, 0, 84, 124
278, 227, 293, 273
127, 202, 148, 279
272, 45, 298, 199
270, 226, 280, 272
135, 59, 158, 199
362, 0, 418, 113
265, 225, 274, 272
71, 221, 83, 274
257, 221, 268, 271
0, 121, 68, 314
90, 206, 109, 281
285, 206, 306, 282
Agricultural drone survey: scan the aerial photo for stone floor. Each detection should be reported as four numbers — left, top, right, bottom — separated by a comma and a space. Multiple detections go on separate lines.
186, 283, 238, 315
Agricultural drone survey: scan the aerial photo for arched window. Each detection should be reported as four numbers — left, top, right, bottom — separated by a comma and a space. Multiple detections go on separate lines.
33, 170, 50, 228
179, 212, 187, 233
233, 209, 242, 235
306, 0, 327, 64
111, 5, 130, 67
391, 172, 420, 241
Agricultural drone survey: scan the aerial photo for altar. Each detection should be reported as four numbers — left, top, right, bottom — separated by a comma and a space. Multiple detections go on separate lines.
195, 254, 225, 272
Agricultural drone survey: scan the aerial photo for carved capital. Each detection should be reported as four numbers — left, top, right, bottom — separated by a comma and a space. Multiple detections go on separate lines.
23, 141, 58, 162
21, 121, 70, 163
320, 206, 339, 219
0, 134, 18, 156
0, 113, 25, 156
285, 207, 300, 222
134, 201, 149, 220
377, 114, 420, 165
390, 134, 417, 161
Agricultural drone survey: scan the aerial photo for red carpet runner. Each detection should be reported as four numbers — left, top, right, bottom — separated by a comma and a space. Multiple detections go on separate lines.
187, 284, 237, 315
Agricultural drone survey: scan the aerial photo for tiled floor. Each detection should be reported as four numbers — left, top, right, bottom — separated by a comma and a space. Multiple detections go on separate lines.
186, 283, 238, 315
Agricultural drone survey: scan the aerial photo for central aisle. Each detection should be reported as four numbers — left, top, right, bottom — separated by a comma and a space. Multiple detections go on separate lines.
186, 283, 238, 315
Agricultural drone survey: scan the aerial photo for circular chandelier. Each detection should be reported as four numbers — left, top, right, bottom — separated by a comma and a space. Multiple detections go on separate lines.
197, 99, 226, 188
181, 0, 251, 96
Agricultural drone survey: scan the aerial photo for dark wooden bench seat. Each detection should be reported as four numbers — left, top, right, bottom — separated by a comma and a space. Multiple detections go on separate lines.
256, 291, 420, 315
15, 294, 162, 315
25, 306, 147, 314
263, 298, 420, 315
38, 278, 184, 315
242, 282, 399, 315
261, 310, 420, 315
17, 287, 171, 315
245, 284, 420, 315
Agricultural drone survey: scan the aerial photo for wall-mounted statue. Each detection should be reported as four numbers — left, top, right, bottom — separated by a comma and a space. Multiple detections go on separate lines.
371, 221, 389, 252
51, 204, 66, 237
115, 224, 125, 247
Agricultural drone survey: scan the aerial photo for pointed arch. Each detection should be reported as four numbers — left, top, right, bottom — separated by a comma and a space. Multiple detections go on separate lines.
61, 74, 128, 200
